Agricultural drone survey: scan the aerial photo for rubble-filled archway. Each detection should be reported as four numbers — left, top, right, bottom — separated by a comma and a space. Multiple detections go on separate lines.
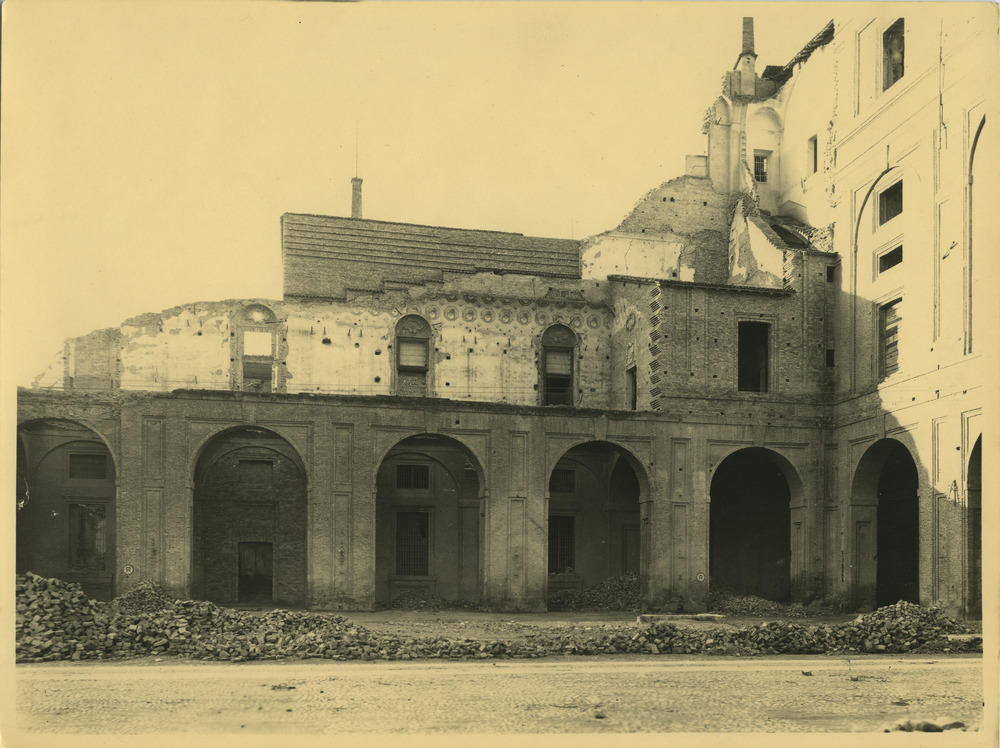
374, 434, 485, 606
710, 448, 795, 602
966, 436, 982, 618
16, 419, 118, 600
192, 427, 307, 606
851, 438, 920, 608
545, 442, 645, 606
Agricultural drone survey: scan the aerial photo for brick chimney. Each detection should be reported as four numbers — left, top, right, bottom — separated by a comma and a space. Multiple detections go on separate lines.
742, 17, 755, 56
739, 17, 758, 95
351, 177, 363, 219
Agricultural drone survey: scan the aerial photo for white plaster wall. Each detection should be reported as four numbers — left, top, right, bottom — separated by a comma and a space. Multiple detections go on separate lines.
581, 232, 695, 282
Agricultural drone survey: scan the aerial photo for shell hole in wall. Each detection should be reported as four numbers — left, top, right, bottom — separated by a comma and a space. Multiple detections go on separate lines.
322, 338, 332, 345
374, 376, 381, 382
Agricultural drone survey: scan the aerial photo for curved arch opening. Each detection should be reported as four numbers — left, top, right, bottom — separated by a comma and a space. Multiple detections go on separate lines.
967, 436, 982, 618
375, 433, 485, 606
16, 419, 117, 600
710, 447, 795, 602
851, 438, 919, 608
545, 441, 647, 609
192, 426, 307, 606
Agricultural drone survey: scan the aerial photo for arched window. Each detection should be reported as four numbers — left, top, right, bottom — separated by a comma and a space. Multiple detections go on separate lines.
541, 325, 576, 406
395, 315, 432, 396
236, 304, 280, 393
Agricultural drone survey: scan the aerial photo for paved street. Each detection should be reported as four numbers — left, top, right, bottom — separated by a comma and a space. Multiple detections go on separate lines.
12, 654, 985, 740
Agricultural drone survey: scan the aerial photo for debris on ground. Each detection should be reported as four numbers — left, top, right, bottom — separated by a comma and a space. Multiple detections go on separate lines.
547, 574, 641, 612
374, 590, 480, 612
884, 717, 967, 732
706, 581, 837, 618
15, 573, 982, 664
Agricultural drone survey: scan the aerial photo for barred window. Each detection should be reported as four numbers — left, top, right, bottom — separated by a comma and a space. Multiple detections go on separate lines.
549, 468, 576, 494
753, 152, 769, 183
548, 515, 575, 574
879, 298, 902, 379
396, 511, 429, 576
69, 503, 107, 571
69, 453, 107, 480
397, 464, 430, 490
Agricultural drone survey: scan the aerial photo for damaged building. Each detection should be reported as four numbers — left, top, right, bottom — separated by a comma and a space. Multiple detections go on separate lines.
17, 15, 992, 617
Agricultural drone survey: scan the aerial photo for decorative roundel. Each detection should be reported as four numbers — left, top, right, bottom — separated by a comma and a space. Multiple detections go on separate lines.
535, 311, 549, 326
445, 293, 459, 302
482, 294, 495, 304
388, 309, 401, 317
570, 315, 584, 329
500, 297, 514, 306
499, 309, 514, 324
625, 312, 637, 331
426, 306, 440, 320
462, 307, 477, 322
243, 304, 277, 324
587, 315, 601, 328
444, 307, 458, 321
518, 298, 533, 306
370, 309, 383, 317
604, 316, 612, 328
481, 309, 495, 323
552, 313, 565, 324
463, 293, 477, 304
517, 310, 531, 325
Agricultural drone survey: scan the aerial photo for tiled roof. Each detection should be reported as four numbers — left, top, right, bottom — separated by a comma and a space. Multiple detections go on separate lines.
283, 213, 582, 299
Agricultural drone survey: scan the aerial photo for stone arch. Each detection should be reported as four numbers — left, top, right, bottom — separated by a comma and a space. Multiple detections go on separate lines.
374, 433, 486, 605
850, 438, 920, 608
966, 435, 982, 618
709, 447, 803, 602
15, 418, 118, 600
192, 425, 308, 606
968, 114, 989, 353
545, 440, 649, 608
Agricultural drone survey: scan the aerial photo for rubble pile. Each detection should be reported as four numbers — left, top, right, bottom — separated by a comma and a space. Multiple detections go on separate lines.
376, 590, 479, 612
16, 574, 981, 663
546, 574, 641, 612
706, 582, 836, 618
16, 573, 108, 662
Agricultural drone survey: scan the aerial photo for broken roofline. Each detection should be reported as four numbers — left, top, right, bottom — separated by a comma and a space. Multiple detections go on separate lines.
607, 274, 795, 295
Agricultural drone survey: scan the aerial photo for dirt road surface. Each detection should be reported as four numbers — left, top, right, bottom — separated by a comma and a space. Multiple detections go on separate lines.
13, 654, 984, 741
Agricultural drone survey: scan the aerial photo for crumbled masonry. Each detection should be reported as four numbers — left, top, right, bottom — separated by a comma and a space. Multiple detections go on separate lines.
16, 573, 981, 663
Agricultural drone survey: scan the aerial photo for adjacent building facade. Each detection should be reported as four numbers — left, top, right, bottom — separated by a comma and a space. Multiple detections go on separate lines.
17, 14, 994, 617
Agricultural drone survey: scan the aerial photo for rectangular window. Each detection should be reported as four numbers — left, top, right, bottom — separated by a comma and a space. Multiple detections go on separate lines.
68, 503, 107, 571
397, 339, 429, 371
69, 453, 107, 480
753, 152, 769, 183
879, 298, 902, 379
738, 322, 770, 393
396, 463, 430, 490
549, 468, 576, 494
543, 348, 573, 405
878, 181, 903, 225
808, 136, 818, 173
396, 511, 429, 576
826, 349, 836, 368
548, 515, 575, 574
826, 266, 836, 283
243, 330, 273, 357
878, 245, 903, 273
239, 459, 273, 486
626, 366, 638, 411
883, 19, 905, 91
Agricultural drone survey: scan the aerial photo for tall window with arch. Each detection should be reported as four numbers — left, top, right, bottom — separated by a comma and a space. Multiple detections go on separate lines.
541, 325, 576, 406
395, 315, 432, 397
238, 304, 279, 393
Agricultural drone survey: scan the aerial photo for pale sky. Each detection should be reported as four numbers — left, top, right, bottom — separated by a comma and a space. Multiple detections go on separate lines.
2, 1, 839, 387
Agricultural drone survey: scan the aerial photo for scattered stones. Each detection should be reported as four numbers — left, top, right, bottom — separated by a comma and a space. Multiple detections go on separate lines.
15, 574, 982, 664
547, 574, 641, 612
884, 717, 967, 732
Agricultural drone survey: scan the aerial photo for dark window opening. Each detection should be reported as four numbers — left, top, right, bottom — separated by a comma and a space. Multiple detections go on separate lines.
397, 339, 429, 371
238, 542, 273, 603
548, 515, 575, 574
543, 348, 573, 405
239, 459, 274, 486
396, 511, 429, 576
826, 349, 836, 368
69, 453, 107, 480
878, 181, 903, 225
883, 18, 905, 91
753, 153, 769, 183
879, 298, 902, 379
808, 135, 818, 173
769, 223, 807, 248
627, 366, 638, 410
549, 468, 576, 494
738, 322, 770, 392
878, 245, 903, 273
242, 360, 272, 393
826, 266, 836, 282
68, 503, 107, 571
396, 463, 430, 490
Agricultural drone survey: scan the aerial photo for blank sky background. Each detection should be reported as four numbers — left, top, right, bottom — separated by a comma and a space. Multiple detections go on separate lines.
2, 1, 839, 386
